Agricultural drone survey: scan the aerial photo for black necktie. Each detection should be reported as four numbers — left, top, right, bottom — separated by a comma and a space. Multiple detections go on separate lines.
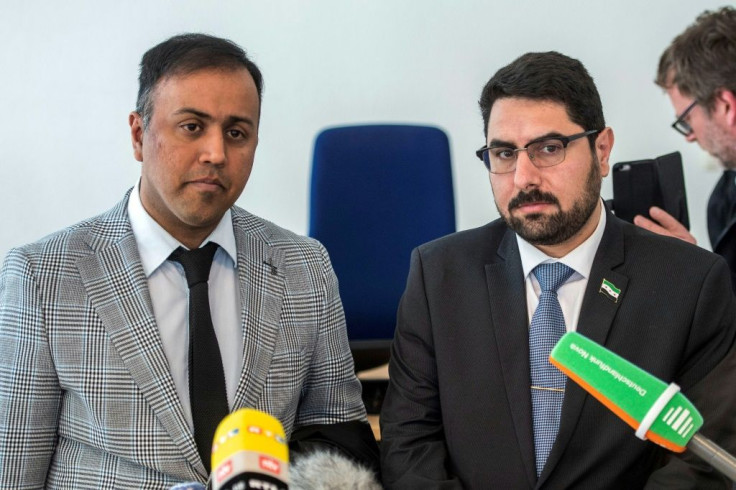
708, 169, 736, 247
169, 242, 229, 473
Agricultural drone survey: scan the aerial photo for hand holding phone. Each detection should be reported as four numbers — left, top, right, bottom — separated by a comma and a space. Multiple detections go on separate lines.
633, 206, 697, 244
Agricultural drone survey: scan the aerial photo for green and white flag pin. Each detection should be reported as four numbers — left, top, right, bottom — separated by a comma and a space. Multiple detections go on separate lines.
600, 278, 621, 302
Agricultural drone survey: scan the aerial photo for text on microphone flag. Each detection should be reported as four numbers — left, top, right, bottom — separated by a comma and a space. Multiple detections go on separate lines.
549, 331, 703, 452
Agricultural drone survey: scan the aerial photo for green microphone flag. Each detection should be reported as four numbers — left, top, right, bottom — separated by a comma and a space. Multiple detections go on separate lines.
549, 331, 701, 452
551, 331, 736, 482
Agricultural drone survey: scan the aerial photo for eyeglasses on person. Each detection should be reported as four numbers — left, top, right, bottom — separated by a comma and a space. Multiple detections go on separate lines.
671, 100, 697, 136
475, 129, 601, 174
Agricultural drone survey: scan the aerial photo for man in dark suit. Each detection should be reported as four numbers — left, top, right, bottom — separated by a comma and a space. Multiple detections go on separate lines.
0, 33, 379, 488
634, 7, 736, 291
380, 51, 736, 488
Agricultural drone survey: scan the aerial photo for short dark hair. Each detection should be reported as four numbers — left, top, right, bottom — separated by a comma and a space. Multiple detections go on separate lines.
478, 51, 605, 148
136, 33, 264, 128
655, 7, 736, 112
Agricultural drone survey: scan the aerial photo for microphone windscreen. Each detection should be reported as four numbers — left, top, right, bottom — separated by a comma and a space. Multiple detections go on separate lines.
211, 408, 289, 490
550, 331, 702, 452
289, 450, 382, 490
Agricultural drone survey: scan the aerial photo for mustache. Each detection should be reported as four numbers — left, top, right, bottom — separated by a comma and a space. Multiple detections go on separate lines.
508, 189, 560, 211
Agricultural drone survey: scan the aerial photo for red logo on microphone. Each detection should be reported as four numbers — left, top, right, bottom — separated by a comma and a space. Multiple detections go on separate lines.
215, 459, 233, 482
259, 456, 281, 475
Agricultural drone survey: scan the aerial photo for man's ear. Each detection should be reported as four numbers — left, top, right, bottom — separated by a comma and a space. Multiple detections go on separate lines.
595, 127, 615, 178
129, 112, 144, 162
715, 88, 736, 129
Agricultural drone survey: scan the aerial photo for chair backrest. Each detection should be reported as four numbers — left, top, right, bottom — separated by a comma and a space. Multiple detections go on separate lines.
309, 124, 455, 347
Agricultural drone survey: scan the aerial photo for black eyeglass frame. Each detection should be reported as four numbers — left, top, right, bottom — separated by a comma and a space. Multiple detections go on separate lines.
475, 129, 601, 174
671, 100, 698, 137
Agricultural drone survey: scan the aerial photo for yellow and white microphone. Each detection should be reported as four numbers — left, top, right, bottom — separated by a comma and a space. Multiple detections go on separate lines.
211, 408, 290, 490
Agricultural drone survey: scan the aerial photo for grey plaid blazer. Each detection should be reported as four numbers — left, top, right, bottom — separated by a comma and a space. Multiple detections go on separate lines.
0, 192, 366, 489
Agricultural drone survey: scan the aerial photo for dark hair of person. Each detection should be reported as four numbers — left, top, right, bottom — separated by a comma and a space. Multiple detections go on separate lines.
478, 51, 605, 150
655, 7, 736, 112
135, 33, 264, 128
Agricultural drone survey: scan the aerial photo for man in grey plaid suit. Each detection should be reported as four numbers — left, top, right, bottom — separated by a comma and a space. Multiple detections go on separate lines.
0, 34, 379, 489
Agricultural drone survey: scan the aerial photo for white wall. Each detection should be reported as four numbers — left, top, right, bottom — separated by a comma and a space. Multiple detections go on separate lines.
0, 0, 728, 260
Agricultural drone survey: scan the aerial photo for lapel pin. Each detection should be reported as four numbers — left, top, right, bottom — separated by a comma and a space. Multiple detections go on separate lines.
263, 259, 278, 275
599, 278, 621, 303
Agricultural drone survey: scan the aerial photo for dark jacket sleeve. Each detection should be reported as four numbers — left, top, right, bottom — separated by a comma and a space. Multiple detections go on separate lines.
713, 224, 736, 293
289, 421, 380, 476
379, 248, 464, 489
644, 256, 736, 488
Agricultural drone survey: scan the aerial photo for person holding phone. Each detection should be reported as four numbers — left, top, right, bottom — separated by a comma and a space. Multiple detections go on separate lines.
638, 7, 736, 290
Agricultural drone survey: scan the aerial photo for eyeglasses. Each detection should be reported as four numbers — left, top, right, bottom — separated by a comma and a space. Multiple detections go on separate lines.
475, 129, 600, 174
672, 100, 697, 136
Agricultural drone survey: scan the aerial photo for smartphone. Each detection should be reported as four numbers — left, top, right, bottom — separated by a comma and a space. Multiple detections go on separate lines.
611, 151, 690, 230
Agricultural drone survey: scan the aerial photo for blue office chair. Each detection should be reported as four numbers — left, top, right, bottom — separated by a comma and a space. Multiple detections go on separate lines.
309, 124, 456, 375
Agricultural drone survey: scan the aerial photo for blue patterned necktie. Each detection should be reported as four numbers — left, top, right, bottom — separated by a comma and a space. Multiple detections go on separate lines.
529, 262, 575, 477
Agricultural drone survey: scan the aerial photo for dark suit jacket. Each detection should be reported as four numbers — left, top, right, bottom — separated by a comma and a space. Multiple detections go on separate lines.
380, 210, 736, 489
711, 215, 736, 293
712, 224, 736, 292
707, 171, 736, 291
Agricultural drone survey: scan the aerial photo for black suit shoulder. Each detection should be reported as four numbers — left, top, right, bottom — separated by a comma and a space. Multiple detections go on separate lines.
414, 218, 507, 265
614, 215, 726, 275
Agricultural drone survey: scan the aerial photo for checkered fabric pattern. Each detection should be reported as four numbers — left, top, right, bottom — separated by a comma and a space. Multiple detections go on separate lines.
0, 191, 366, 489
530, 262, 574, 477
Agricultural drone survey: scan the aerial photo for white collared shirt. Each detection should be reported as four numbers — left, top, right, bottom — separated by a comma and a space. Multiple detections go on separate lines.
128, 181, 243, 429
517, 201, 607, 332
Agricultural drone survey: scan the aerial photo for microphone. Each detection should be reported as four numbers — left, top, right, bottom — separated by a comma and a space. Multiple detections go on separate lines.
211, 408, 289, 490
550, 331, 736, 481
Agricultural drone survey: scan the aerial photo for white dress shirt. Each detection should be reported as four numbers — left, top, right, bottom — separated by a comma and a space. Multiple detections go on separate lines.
127, 182, 243, 429
517, 202, 607, 332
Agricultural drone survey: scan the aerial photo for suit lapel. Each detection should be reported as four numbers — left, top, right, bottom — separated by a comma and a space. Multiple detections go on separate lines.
76, 201, 204, 475
714, 218, 736, 253
230, 211, 286, 410
486, 229, 537, 488
539, 212, 628, 486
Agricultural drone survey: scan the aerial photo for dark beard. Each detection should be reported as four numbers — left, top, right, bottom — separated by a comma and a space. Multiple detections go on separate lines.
499, 158, 601, 246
